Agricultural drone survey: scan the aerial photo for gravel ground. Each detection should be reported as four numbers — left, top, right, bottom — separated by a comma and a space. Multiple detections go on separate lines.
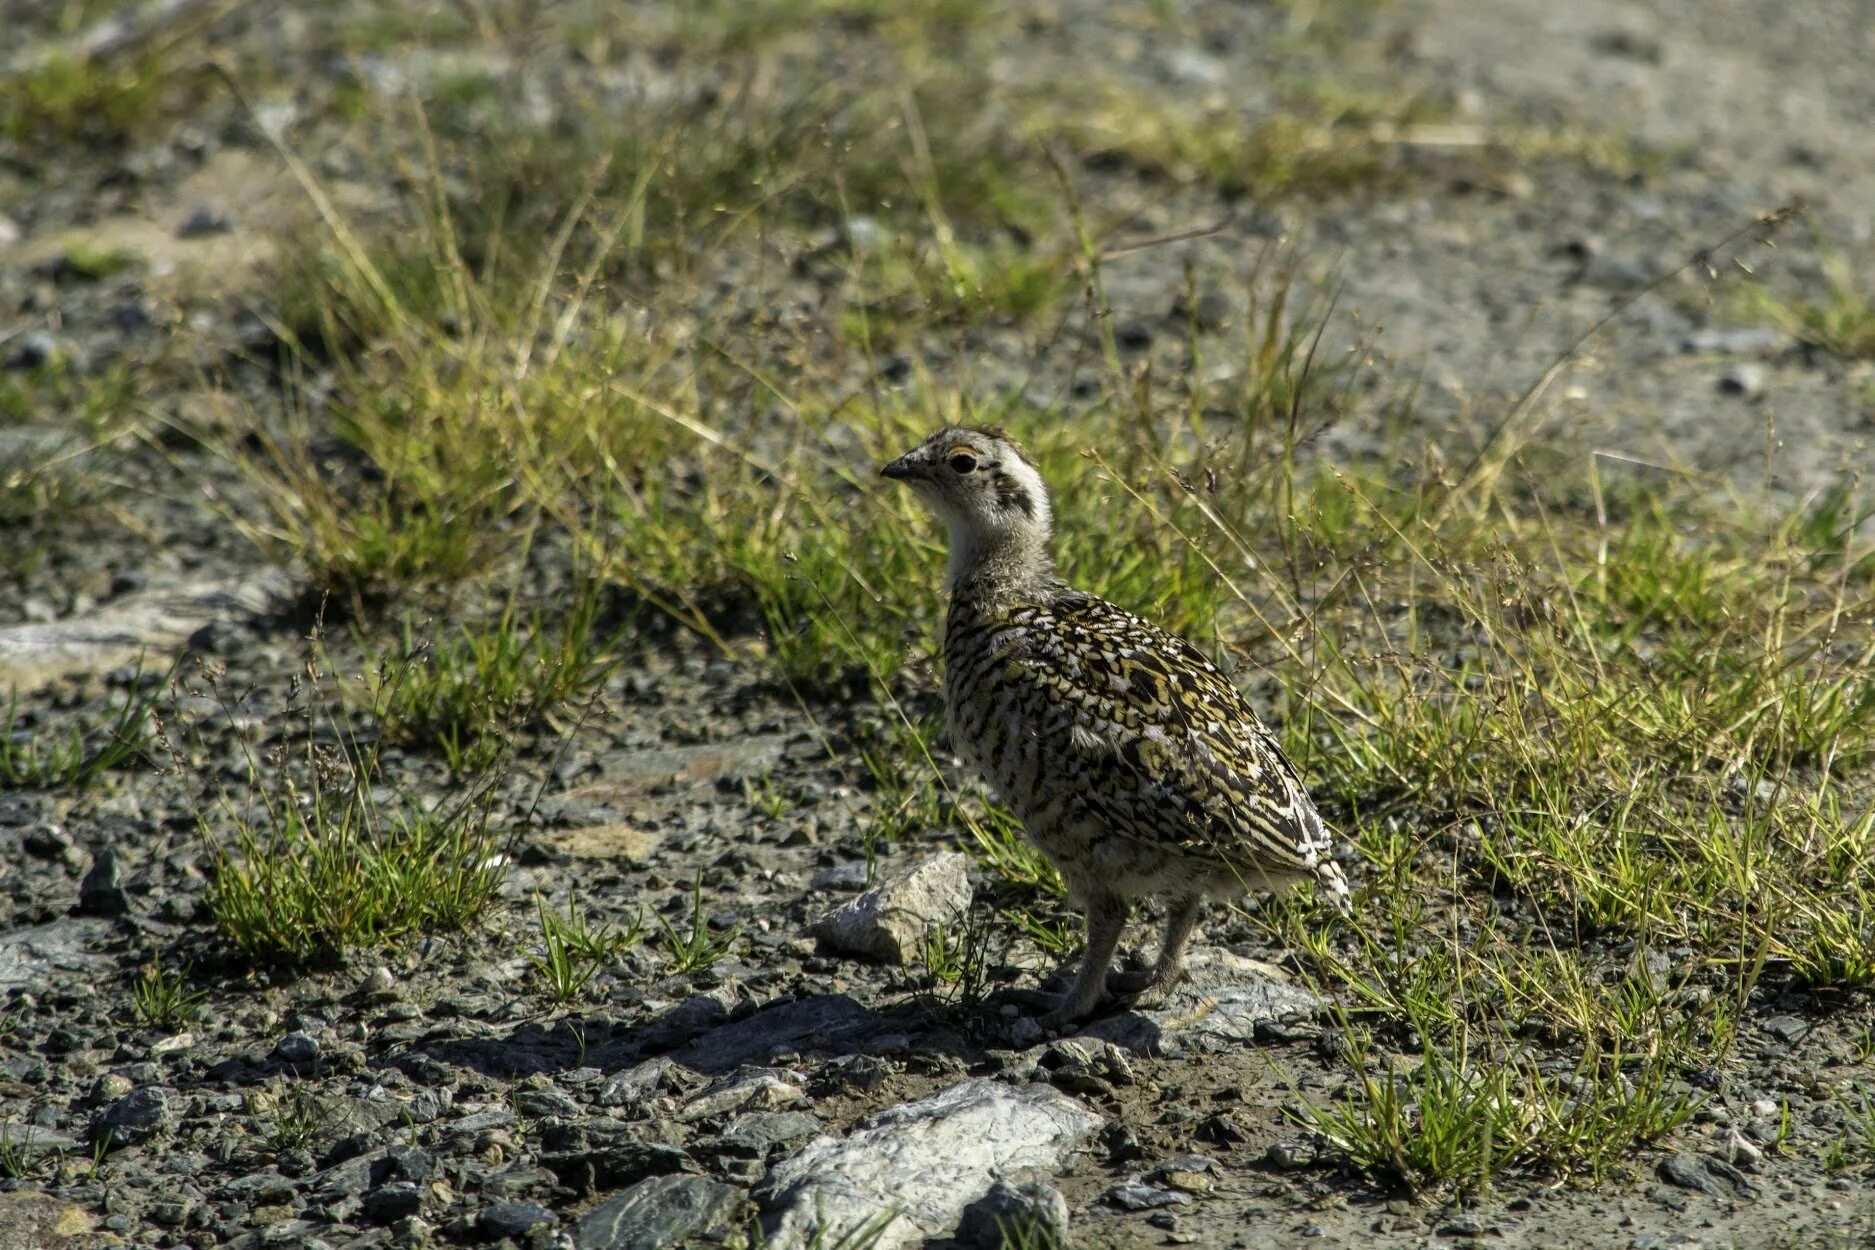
3, 1, 1874, 1248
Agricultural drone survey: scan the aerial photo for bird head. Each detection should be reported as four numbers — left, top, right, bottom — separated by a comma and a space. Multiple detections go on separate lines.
881, 426, 1054, 586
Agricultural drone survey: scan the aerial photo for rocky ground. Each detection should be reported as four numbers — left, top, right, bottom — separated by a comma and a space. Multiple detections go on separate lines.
3, 1, 1875, 1249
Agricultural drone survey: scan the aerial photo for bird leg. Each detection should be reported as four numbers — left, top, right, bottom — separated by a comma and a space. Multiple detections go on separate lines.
1034, 893, 1129, 1028
1105, 893, 1201, 999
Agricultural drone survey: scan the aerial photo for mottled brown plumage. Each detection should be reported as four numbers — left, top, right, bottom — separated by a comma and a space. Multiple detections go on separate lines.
883, 425, 1349, 1026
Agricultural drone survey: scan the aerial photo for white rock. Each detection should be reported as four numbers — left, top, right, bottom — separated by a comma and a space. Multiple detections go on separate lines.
0, 571, 289, 690
759, 1078, 1101, 1250
813, 853, 972, 965
1074, 948, 1322, 1057
1721, 1128, 1763, 1169
676, 1068, 805, 1122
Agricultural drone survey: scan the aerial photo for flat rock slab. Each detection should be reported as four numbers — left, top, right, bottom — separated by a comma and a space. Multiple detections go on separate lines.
758, 1078, 1103, 1250
589, 734, 792, 792
1075, 949, 1323, 1057
0, 1124, 83, 1161
0, 918, 117, 990
0, 571, 288, 690
533, 823, 661, 863
573, 1175, 745, 1250
0, 1190, 112, 1250
814, 852, 972, 964
666, 994, 874, 1075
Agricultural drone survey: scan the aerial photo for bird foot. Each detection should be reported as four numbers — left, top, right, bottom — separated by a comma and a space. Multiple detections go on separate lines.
1104, 967, 1159, 996
987, 984, 1096, 1032
989, 985, 1062, 1013
1107, 965, 1190, 1010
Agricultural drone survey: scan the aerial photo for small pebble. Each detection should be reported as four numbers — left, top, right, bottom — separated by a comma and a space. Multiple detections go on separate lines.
274, 1032, 321, 1065
1721, 1128, 1762, 1169
3, 331, 57, 371
479, 1200, 556, 1239
177, 205, 234, 238
1718, 363, 1765, 399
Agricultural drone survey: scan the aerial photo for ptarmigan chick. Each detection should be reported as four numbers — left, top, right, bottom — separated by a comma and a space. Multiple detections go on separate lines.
883, 426, 1350, 1026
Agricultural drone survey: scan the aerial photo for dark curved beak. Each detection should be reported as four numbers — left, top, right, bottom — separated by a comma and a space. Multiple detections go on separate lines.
880, 456, 918, 481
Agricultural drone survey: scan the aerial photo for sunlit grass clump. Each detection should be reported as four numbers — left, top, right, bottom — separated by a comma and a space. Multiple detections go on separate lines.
204, 780, 506, 965
355, 583, 621, 771
194, 681, 510, 965
1, 680, 158, 791
1730, 237, 1875, 360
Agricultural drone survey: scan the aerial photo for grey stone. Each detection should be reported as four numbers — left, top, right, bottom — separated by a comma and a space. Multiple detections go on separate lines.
716, 1111, 820, 1156
1265, 1140, 1316, 1169
595, 1058, 675, 1108
515, 1087, 581, 1119
593, 735, 790, 790
274, 1032, 321, 1065
177, 205, 234, 237
811, 1054, 890, 1094
147, 1197, 198, 1227
1073, 949, 1322, 1056
90, 1073, 134, 1104
1761, 1014, 1809, 1044
1004, 1015, 1045, 1048
1115, 320, 1155, 350
447, 1108, 517, 1137
1719, 1128, 1762, 1169
1657, 1151, 1752, 1197
1104, 1181, 1189, 1211
2, 332, 56, 372
760, 1079, 1102, 1250
1718, 363, 1765, 398
363, 1182, 423, 1223
1439, 1213, 1494, 1236
538, 1121, 697, 1197
91, 1086, 176, 1147
77, 848, 129, 916
807, 862, 870, 892
311, 1154, 378, 1199
638, 983, 744, 1049
814, 853, 972, 965
956, 1179, 1069, 1248
573, 1175, 744, 1250
385, 1145, 437, 1184
480, 1201, 556, 1239
405, 1089, 448, 1124
677, 1069, 806, 1121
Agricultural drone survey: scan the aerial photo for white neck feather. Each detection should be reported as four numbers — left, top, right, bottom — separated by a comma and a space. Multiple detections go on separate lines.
943, 465, 1054, 596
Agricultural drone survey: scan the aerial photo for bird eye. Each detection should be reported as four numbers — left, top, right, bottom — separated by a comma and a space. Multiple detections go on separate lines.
948, 451, 979, 474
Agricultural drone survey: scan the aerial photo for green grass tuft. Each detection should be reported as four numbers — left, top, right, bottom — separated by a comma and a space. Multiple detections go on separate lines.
656, 875, 742, 975
1731, 240, 1875, 360
0, 679, 157, 791
528, 894, 642, 1007
130, 961, 207, 1032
